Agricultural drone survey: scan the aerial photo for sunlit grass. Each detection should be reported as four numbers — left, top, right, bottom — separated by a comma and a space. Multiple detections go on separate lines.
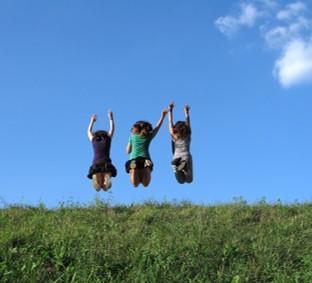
1, 200, 312, 282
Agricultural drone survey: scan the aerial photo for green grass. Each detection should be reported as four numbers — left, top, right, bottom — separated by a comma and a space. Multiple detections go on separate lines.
1, 200, 312, 282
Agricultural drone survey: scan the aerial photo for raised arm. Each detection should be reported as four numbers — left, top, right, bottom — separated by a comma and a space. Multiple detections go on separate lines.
87, 114, 97, 142
184, 105, 191, 128
126, 142, 132, 154
108, 110, 115, 138
151, 109, 168, 138
168, 102, 175, 138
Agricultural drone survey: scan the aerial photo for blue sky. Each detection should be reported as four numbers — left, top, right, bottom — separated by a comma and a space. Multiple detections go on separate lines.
1, 0, 312, 207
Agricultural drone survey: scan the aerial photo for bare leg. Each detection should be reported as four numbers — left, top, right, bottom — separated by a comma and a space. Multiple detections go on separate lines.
130, 169, 140, 187
96, 173, 105, 189
172, 164, 186, 184
185, 156, 193, 183
175, 171, 186, 184
137, 168, 144, 184
92, 175, 101, 192
141, 167, 151, 187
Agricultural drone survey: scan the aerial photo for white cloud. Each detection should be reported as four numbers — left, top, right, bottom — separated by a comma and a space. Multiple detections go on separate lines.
215, 3, 260, 36
289, 16, 311, 33
240, 3, 260, 25
264, 17, 311, 48
264, 26, 288, 48
215, 16, 240, 36
215, 0, 312, 87
254, 0, 279, 12
277, 1, 306, 21
274, 39, 312, 87
259, 0, 278, 9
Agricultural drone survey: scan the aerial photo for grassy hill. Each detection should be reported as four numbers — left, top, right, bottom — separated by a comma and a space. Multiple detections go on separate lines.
1, 200, 312, 282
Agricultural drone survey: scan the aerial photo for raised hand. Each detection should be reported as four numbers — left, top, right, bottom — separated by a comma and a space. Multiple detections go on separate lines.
108, 110, 113, 120
162, 109, 169, 117
90, 114, 97, 123
169, 101, 174, 111
184, 105, 190, 114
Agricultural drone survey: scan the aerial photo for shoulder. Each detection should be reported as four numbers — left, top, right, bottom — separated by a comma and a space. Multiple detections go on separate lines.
129, 134, 138, 143
171, 133, 178, 142
145, 133, 154, 141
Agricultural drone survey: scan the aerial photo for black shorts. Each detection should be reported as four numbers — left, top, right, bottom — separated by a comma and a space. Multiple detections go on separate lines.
125, 157, 153, 173
87, 161, 117, 179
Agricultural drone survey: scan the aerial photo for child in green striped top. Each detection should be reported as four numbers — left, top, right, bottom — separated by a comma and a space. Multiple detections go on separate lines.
126, 109, 168, 187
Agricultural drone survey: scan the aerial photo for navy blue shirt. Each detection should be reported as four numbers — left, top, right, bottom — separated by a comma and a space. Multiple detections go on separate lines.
92, 136, 111, 164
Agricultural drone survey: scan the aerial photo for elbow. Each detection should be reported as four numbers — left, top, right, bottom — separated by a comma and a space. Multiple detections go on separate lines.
126, 145, 131, 154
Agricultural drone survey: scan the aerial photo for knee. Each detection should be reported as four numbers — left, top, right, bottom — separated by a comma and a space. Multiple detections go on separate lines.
93, 184, 101, 191
142, 170, 151, 187
175, 172, 186, 184
92, 176, 101, 191
185, 173, 193, 183
131, 177, 140, 187
133, 182, 140, 188
142, 180, 150, 187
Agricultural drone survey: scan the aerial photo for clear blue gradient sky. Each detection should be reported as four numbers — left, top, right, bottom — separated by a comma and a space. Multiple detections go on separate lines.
1, 0, 311, 207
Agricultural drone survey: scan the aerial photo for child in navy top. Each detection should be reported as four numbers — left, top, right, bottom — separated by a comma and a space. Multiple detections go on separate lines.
87, 111, 117, 191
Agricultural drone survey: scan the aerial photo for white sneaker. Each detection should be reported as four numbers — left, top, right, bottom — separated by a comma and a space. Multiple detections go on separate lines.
177, 160, 187, 171
144, 159, 152, 167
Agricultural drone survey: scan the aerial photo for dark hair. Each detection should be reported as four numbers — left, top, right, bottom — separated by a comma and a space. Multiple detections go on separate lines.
93, 130, 108, 140
173, 121, 191, 139
132, 121, 153, 137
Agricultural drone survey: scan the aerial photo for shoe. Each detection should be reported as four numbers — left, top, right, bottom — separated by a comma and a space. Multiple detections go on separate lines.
130, 160, 136, 169
104, 175, 112, 190
144, 159, 152, 168
171, 158, 181, 166
92, 175, 101, 191
177, 160, 187, 171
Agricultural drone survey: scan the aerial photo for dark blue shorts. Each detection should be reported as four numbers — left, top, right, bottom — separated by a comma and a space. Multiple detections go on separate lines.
125, 157, 153, 173
87, 161, 117, 179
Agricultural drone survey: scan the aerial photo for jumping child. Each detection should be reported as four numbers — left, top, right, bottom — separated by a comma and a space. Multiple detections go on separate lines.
168, 102, 193, 184
87, 111, 117, 191
126, 109, 168, 187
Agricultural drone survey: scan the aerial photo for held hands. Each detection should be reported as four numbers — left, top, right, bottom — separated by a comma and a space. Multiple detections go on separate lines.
162, 109, 168, 117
